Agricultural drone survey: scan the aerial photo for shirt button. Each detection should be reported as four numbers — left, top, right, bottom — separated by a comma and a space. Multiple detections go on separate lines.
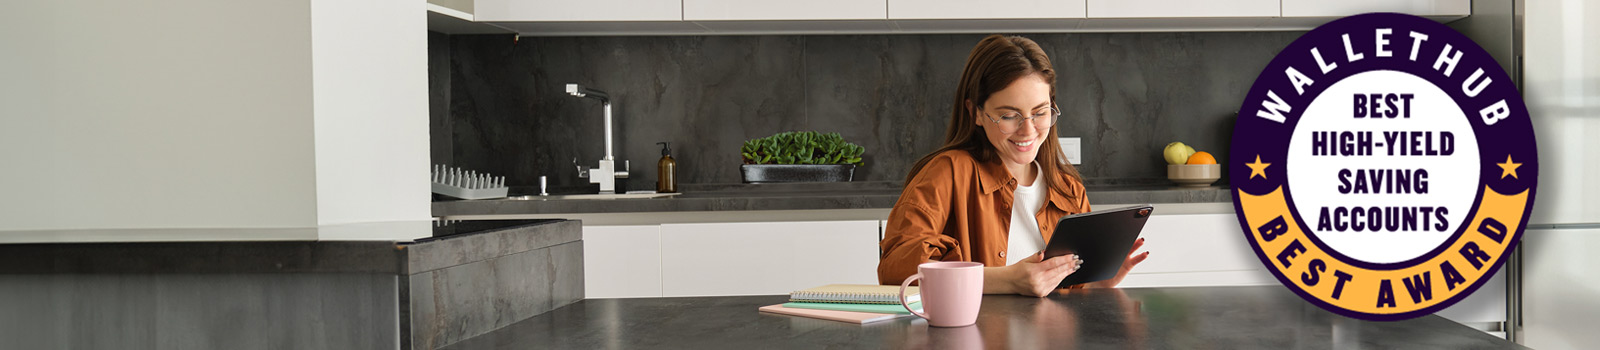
999, 251, 1006, 258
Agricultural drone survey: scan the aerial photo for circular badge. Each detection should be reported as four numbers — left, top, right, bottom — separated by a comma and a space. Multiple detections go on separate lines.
1231, 13, 1537, 321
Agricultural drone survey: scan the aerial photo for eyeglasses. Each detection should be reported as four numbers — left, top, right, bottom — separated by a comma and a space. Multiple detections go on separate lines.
979, 105, 1060, 135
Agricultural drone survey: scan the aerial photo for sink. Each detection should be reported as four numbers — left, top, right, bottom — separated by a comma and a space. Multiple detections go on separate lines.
507, 193, 681, 201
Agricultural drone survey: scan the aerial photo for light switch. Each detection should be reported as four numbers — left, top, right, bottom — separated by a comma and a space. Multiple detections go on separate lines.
1059, 137, 1081, 165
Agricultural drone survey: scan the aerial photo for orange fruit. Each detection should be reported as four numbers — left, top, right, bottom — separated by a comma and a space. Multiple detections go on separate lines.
1186, 151, 1217, 165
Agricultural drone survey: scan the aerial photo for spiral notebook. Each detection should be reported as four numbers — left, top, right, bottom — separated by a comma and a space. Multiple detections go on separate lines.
789, 284, 919, 305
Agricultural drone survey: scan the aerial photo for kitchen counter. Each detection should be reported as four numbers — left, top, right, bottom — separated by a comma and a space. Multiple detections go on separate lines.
440, 286, 1522, 349
432, 180, 1231, 218
0, 219, 567, 274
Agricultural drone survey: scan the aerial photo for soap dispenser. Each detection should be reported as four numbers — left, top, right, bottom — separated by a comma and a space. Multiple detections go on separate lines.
656, 142, 677, 193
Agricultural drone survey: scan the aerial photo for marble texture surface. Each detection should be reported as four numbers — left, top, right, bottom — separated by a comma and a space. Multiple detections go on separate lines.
439, 286, 1524, 350
0, 273, 400, 350
0, 220, 584, 350
402, 220, 584, 350
430, 32, 1300, 191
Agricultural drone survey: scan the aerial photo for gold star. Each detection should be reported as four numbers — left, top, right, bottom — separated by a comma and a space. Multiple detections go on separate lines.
1498, 155, 1522, 179
1247, 155, 1272, 180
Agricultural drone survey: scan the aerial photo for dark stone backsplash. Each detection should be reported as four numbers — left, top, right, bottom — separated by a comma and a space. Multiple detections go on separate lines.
428, 31, 1301, 191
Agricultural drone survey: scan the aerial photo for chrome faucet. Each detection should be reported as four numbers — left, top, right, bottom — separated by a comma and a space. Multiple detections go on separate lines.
567, 83, 628, 193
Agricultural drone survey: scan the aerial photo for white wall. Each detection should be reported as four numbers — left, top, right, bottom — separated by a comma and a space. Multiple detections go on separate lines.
0, 0, 318, 230
0, 0, 431, 233
311, 0, 432, 225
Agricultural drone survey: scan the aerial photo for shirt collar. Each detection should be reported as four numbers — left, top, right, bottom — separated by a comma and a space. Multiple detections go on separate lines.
976, 156, 1014, 195
978, 155, 1080, 212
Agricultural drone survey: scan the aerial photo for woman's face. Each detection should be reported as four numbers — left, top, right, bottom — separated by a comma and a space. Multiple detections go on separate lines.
973, 74, 1054, 169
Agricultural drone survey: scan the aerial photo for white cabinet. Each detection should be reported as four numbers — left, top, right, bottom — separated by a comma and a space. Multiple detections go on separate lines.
659, 220, 881, 297
683, 0, 885, 21
1115, 213, 1277, 288
475, 0, 682, 21
889, 0, 1085, 20
1281, 0, 1469, 18
468, 0, 1471, 35
1087, 0, 1279, 18
583, 225, 664, 298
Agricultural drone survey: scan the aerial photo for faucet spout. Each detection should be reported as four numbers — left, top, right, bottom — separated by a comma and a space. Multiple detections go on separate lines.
567, 83, 622, 192
566, 83, 615, 161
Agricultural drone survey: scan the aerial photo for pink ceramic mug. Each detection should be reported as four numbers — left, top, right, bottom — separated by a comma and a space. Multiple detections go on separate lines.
899, 261, 984, 327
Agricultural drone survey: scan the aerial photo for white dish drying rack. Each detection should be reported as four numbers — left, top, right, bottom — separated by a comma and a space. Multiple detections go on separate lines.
432, 164, 509, 200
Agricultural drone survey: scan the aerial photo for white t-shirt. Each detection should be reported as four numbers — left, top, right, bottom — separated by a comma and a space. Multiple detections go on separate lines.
1005, 162, 1048, 266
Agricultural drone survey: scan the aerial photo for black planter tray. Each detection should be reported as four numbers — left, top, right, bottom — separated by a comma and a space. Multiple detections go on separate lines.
740, 164, 855, 184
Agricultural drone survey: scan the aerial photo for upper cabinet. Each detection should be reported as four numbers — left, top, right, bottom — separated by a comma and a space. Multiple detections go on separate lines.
476, 0, 682, 21
685, 0, 884, 21
889, 0, 1086, 20
427, 0, 514, 34
1282, 0, 1469, 18
1087, 0, 1278, 18
463, 0, 1471, 36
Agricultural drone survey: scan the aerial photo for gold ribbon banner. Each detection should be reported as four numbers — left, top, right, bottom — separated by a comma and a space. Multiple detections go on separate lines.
1238, 186, 1527, 315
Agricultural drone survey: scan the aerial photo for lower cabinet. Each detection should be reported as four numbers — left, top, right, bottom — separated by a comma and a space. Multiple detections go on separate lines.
582, 225, 663, 298
1115, 213, 1277, 288
583, 220, 880, 298
660, 220, 881, 297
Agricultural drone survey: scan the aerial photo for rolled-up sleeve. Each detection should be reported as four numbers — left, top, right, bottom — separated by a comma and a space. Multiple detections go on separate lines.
878, 156, 962, 285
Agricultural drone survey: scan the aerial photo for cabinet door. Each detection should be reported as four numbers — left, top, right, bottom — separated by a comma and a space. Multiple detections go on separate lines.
684, 0, 886, 21
1281, 0, 1469, 17
660, 221, 880, 297
889, 0, 1085, 20
1114, 213, 1276, 288
1087, 0, 1278, 18
583, 225, 663, 298
474, 0, 682, 21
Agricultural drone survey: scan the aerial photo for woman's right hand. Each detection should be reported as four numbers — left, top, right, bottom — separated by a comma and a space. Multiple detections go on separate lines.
1007, 252, 1082, 297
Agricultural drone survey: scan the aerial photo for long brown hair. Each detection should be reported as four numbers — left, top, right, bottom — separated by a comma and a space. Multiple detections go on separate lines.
907, 34, 1084, 199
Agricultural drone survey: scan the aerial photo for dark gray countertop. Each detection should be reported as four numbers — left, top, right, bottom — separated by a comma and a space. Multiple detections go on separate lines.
432, 180, 1230, 217
441, 286, 1521, 350
0, 219, 575, 274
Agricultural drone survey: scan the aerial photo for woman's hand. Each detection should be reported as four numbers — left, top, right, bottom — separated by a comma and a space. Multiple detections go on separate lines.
1088, 237, 1150, 288
986, 252, 1082, 297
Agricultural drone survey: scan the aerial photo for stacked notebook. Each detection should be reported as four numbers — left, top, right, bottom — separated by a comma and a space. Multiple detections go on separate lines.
758, 284, 922, 324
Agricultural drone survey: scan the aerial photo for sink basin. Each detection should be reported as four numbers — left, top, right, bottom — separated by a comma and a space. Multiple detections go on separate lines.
508, 193, 681, 201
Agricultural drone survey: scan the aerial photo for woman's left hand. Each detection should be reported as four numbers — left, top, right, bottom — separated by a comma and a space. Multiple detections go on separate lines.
1088, 237, 1150, 288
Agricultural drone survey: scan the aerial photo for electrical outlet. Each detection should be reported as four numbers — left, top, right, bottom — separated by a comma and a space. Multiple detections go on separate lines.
1059, 137, 1082, 165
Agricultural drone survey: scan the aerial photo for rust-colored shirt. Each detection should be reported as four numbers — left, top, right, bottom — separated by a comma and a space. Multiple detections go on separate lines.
878, 149, 1091, 285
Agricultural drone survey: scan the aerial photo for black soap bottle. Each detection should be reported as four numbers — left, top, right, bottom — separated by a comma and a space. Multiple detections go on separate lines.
656, 142, 677, 193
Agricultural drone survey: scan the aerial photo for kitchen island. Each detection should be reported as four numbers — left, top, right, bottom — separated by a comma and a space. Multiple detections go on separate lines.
0, 219, 583, 350
440, 286, 1522, 349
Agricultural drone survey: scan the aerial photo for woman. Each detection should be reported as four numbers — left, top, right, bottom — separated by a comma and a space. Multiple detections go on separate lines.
878, 35, 1149, 297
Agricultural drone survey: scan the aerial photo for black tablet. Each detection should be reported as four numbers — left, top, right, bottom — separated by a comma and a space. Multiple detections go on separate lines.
1042, 205, 1154, 288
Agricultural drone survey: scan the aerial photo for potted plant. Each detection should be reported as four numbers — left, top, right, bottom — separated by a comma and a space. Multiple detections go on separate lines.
740, 131, 866, 183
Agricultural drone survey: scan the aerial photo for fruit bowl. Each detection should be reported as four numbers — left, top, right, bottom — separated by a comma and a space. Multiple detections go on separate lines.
1168, 164, 1221, 187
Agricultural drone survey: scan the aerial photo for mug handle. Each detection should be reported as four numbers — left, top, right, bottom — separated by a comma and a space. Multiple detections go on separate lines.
899, 273, 930, 320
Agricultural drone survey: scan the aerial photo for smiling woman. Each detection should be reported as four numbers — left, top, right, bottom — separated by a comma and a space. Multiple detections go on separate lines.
878, 35, 1150, 297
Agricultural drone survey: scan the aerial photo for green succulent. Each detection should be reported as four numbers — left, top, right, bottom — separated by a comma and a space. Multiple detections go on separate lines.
740, 131, 865, 166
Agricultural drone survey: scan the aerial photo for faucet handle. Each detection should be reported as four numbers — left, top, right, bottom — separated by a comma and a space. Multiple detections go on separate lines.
615, 159, 631, 179
573, 157, 589, 178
